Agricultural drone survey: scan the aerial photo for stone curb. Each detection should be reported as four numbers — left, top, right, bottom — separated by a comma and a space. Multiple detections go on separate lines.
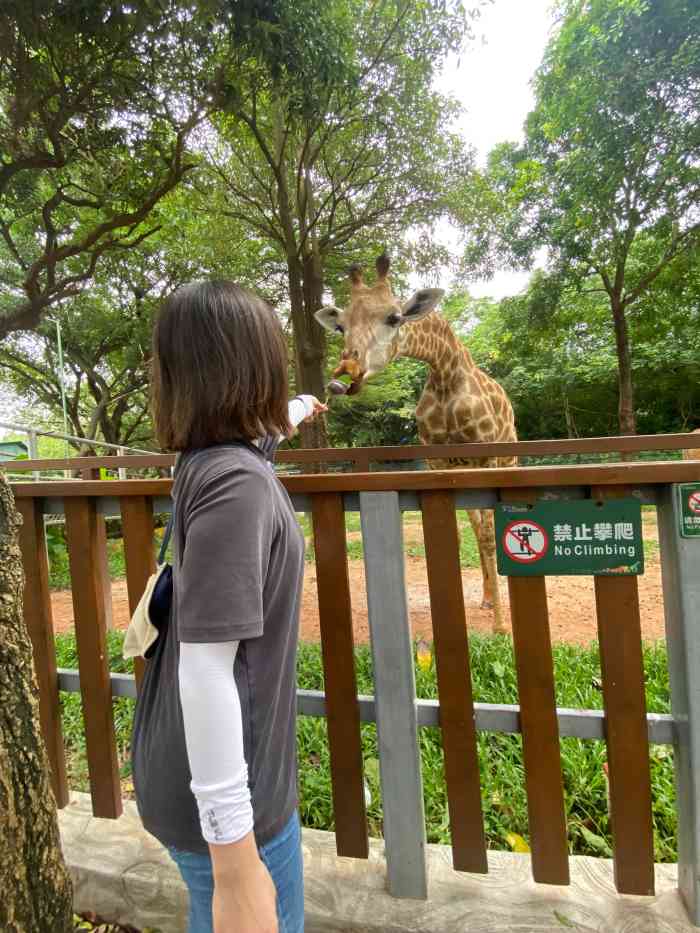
60, 793, 695, 932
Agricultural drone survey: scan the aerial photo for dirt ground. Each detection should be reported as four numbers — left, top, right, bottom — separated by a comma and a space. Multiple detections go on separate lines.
50, 510, 667, 646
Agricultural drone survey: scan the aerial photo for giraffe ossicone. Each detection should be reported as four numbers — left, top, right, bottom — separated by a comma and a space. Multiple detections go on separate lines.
316, 253, 518, 635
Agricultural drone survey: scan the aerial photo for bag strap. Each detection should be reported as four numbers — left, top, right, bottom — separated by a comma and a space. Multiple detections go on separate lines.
157, 440, 264, 565
158, 512, 174, 565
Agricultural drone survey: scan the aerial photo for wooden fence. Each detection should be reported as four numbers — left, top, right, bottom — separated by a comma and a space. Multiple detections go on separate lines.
4, 429, 700, 478
9, 453, 700, 921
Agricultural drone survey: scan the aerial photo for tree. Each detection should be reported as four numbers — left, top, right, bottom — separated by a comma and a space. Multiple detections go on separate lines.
459, 0, 700, 434
0, 289, 153, 452
0, 472, 73, 933
0, 191, 279, 450
467, 280, 627, 440
463, 251, 700, 442
0, 1, 230, 338
206, 0, 474, 445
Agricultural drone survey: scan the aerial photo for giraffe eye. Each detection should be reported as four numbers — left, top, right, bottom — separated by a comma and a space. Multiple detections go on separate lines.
386, 312, 401, 327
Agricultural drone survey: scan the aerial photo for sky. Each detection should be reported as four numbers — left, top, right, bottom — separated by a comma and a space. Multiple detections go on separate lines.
434, 0, 556, 299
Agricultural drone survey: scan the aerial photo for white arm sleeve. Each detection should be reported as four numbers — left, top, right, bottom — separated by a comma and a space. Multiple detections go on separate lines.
287, 395, 316, 430
178, 640, 254, 845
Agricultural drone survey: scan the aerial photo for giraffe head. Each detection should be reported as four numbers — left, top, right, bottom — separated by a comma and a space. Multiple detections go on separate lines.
315, 253, 444, 395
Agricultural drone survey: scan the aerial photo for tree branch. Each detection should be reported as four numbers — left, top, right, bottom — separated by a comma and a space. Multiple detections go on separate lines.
622, 223, 700, 308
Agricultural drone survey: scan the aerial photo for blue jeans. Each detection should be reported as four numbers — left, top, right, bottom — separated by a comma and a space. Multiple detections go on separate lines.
169, 812, 304, 933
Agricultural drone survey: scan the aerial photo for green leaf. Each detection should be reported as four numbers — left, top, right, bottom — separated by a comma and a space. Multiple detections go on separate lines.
505, 832, 530, 853
553, 911, 576, 928
579, 825, 612, 856
363, 757, 380, 787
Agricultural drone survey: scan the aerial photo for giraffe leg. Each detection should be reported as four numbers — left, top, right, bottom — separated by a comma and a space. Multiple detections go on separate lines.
466, 510, 490, 607
478, 509, 508, 636
467, 508, 497, 612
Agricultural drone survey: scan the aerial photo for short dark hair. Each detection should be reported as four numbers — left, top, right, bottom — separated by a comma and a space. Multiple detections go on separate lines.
151, 281, 291, 451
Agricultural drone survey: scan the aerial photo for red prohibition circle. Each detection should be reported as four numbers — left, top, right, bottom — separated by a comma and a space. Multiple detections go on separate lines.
689, 492, 700, 515
503, 519, 549, 563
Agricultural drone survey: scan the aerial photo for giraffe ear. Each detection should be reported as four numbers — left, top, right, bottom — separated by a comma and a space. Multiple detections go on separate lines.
315, 306, 345, 333
400, 288, 444, 321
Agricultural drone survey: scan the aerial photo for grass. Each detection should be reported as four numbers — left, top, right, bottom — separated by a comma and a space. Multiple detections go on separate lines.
54, 631, 677, 863
296, 510, 481, 566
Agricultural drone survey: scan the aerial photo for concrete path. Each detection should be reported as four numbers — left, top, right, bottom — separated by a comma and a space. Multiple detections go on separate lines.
60, 793, 695, 932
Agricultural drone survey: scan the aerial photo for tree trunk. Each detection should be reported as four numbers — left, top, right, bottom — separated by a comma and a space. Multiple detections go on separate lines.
610, 297, 637, 436
298, 247, 328, 451
563, 392, 578, 439
274, 128, 328, 454
0, 473, 73, 932
286, 252, 328, 452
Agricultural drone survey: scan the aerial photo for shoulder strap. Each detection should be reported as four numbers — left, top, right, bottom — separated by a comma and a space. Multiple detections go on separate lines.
158, 513, 174, 565
157, 440, 262, 564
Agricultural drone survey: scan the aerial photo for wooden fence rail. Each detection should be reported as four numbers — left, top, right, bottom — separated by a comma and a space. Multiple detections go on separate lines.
4, 430, 700, 477
9, 457, 700, 921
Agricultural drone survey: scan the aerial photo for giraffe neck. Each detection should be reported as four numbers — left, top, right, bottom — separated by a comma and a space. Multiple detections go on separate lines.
396, 313, 474, 390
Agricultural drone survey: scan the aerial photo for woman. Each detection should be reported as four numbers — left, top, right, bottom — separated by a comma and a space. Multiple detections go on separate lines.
132, 281, 323, 933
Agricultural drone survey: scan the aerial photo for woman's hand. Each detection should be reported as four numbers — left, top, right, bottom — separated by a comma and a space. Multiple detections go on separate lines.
304, 396, 328, 421
210, 832, 278, 932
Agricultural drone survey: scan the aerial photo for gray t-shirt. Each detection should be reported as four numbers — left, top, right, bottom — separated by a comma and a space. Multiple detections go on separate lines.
132, 443, 304, 852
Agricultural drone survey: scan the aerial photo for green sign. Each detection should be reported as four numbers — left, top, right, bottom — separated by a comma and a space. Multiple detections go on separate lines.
679, 483, 700, 538
495, 499, 644, 576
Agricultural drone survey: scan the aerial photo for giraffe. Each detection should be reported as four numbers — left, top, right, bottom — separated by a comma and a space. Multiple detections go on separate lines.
316, 253, 517, 635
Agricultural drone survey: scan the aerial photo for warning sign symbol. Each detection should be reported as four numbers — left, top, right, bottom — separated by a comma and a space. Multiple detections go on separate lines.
503, 519, 549, 563
689, 491, 700, 515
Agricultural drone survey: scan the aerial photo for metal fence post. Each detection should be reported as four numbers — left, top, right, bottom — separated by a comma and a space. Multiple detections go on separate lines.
117, 446, 127, 481
359, 491, 427, 899
657, 484, 700, 924
28, 428, 39, 481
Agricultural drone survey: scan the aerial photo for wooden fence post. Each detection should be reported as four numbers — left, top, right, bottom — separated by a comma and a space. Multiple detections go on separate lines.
65, 497, 122, 818
592, 486, 654, 896
311, 492, 368, 858
420, 489, 487, 874
500, 487, 569, 886
81, 466, 113, 630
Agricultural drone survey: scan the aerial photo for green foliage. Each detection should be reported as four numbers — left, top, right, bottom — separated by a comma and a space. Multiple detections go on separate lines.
463, 0, 700, 281
326, 358, 428, 448
0, 190, 279, 448
55, 630, 677, 862
457, 0, 700, 435
0, 1, 223, 337
1, 0, 480, 444
205, 0, 477, 418
463, 251, 700, 439
47, 527, 128, 590
4, 0, 699, 448
225, 0, 361, 116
